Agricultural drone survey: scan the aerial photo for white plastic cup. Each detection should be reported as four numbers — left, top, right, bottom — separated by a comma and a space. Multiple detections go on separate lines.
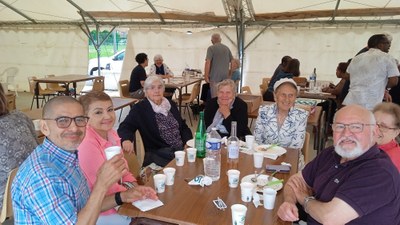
227, 169, 240, 188
186, 147, 197, 163
163, 167, 176, 186
153, 174, 167, 193
245, 135, 255, 149
240, 182, 254, 202
174, 151, 186, 166
263, 187, 277, 210
104, 146, 122, 160
231, 204, 248, 225
253, 152, 264, 169
32, 119, 41, 131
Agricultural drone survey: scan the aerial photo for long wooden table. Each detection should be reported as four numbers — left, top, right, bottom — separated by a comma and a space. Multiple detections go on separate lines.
118, 147, 299, 225
165, 77, 202, 114
33, 75, 98, 108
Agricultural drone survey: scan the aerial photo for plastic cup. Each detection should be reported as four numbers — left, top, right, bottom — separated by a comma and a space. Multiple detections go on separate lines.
104, 146, 121, 160
253, 152, 264, 169
186, 147, 197, 163
240, 182, 254, 202
32, 119, 41, 131
227, 169, 240, 188
231, 204, 247, 225
153, 174, 166, 193
263, 187, 277, 210
174, 151, 186, 166
245, 135, 255, 149
163, 167, 176, 186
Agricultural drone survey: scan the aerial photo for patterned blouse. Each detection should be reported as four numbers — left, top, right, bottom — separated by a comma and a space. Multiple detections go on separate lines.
0, 111, 37, 209
254, 104, 309, 149
155, 112, 183, 148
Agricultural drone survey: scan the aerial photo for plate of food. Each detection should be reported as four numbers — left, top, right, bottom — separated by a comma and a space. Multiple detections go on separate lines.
241, 174, 283, 192
255, 144, 287, 156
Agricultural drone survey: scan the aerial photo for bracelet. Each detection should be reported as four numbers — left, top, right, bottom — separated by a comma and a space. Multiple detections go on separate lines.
115, 192, 123, 205
121, 181, 136, 190
303, 196, 315, 214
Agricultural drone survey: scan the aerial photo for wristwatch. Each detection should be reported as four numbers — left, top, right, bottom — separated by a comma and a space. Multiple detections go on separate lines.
303, 196, 316, 213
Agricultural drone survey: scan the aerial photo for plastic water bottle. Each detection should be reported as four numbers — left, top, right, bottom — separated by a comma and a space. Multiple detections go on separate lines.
309, 68, 317, 91
204, 127, 221, 181
227, 121, 240, 169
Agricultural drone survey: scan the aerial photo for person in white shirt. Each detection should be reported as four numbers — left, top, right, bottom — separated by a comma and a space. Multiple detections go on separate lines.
343, 34, 399, 110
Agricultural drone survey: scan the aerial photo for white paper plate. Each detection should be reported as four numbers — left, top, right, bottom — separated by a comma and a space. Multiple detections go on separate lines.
241, 174, 283, 192
255, 145, 287, 156
186, 139, 195, 148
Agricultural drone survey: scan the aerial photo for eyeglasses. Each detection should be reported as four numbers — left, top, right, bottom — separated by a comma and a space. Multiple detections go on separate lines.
331, 123, 375, 133
43, 116, 89, 128
377, 123, 398, 132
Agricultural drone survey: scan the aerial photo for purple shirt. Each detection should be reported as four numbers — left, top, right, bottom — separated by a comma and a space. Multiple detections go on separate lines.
302, 145, 400, 225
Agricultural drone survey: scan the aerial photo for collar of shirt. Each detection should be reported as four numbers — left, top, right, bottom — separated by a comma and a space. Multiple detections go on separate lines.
42, 138, 78, 167
379, 139, 399, 152
85, 125, 121, 149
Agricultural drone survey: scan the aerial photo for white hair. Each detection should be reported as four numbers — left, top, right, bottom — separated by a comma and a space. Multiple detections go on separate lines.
153, 54, 163, 62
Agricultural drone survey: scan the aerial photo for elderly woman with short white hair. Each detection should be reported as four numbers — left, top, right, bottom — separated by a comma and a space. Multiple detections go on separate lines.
204, 79, 251, 139
254, 78, 309, 168
148, 54, 176, 98
149, 54, 174, 78
118, 75, 192, 167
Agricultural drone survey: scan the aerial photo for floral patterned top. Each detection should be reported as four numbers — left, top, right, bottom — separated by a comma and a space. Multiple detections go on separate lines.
254, 104, 309, 149
0, 110, 37, 209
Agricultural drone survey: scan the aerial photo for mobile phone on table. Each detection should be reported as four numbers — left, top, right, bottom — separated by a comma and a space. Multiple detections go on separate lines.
266, 165, 291, 173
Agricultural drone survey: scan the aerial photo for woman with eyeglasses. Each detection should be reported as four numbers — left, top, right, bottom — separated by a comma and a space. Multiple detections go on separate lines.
372, 102, 400, 171
77, 91, 157, 225
118, 75, 192, 167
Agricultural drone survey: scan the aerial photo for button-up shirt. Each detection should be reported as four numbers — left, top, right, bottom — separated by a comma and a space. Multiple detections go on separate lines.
12, 138, 90, 225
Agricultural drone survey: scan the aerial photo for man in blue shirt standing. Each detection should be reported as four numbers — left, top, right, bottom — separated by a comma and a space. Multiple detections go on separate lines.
12, 96, 157, 225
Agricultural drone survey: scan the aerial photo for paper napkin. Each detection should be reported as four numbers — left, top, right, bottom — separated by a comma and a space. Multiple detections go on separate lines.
132, 199, 164, 212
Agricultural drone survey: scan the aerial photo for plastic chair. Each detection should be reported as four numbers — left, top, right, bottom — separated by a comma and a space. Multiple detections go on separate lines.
301, 132, 311, 164
45, 75, 67, 95
292, 77, 308, 87
0, 168, 18, 224
1, 67, 19, 96
28, 76, 57, 109
179, 82, 201, 126
241, 86, 252, 94
80, 76, 104, 95
118, 80, 131, 98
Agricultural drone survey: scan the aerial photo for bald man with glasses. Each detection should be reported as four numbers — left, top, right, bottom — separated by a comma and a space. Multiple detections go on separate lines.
11, 96, 157, 225
277, 104, 400, 225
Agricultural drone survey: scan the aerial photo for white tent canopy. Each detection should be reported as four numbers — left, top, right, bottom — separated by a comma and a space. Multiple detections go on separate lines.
0, 0, 399, 92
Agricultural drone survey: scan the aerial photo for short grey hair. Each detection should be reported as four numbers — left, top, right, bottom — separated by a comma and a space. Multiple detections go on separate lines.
217, 79, 236, 95
153, 54, 163, 62
143, 75, 165, 93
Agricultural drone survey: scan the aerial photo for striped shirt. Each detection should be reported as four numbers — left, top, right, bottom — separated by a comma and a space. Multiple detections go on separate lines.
12, 138, 90, 224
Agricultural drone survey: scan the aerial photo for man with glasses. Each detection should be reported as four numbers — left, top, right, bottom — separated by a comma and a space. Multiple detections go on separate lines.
11, 96, 157, 225
278, 104, 400, 225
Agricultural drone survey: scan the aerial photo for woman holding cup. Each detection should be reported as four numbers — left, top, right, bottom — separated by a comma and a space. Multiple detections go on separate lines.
78, 91, 157, 225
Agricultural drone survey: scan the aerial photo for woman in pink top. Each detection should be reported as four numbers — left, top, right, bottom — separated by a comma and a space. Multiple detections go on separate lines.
373, 102, 400, 171
78, 91, 157, 225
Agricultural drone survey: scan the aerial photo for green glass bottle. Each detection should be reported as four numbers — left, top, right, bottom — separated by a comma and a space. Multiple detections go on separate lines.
195, 111, 206, 158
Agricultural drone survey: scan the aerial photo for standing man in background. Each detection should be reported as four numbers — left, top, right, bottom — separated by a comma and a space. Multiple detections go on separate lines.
343, 34, 398, 110
204, 33, 234, 98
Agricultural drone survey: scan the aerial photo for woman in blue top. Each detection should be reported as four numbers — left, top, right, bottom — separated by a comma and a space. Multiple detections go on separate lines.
263, 58, 300, 101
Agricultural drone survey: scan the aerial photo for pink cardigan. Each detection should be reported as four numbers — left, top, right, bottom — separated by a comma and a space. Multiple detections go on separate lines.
78, 126, 136, 215
379, 139, 400, 172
